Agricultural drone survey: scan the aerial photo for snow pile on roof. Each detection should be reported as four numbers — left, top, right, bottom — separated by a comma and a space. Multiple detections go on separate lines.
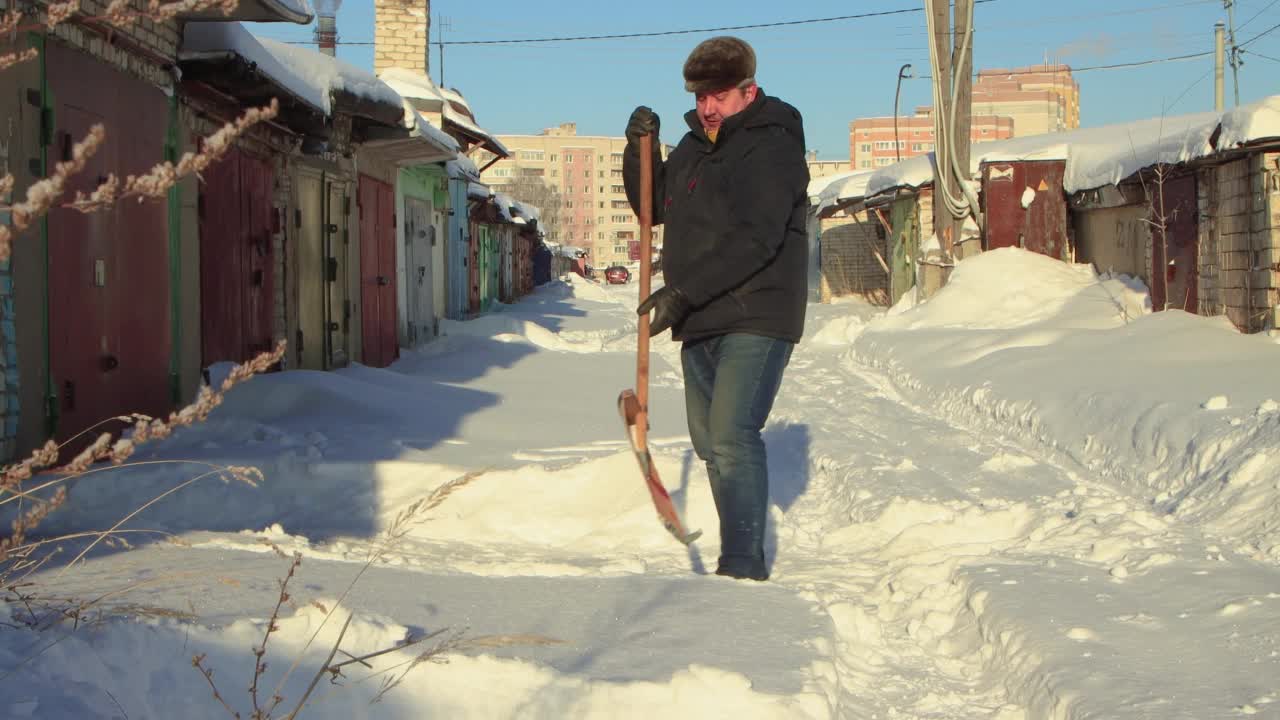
403, 100, 458, 153
467, 181, 492, 201
810, 171, 874, 213
183, 23, 403, 114
438, 87, 511, 156
865, 94, 1280, 197
510, 199, 541, 223
490, 193, 514, 222
378, 67, 446, 104
447, 154, 481, 180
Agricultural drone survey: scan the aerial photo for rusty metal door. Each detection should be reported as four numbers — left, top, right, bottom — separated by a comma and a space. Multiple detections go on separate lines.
295, 169, 325, 369
358, 175, 397, 368
199, 148, 274, 367
404, 195, 434, 345
325, 179, 351, 367
888, 199, 918, 305
982, 161, 1069, 260
242, 152, 274, 355
469, 220, 482, 314
1152, 174, 1199, 312
46, 43, 170, 445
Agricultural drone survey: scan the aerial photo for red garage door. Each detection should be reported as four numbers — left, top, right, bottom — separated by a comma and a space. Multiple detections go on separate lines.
358, 175, 397, 368
200, 147, 275, 367
46, 42, 170, 446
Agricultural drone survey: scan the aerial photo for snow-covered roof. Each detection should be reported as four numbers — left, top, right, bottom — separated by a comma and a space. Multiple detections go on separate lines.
378, 67, 446, 106
492, 193, 515, 223
809, 171, 874, 214
447, 154, 481, 181
404, 103, 458, 152
357, 99, 459, 166
864, 94, 1280, 197
510, 199, 541, 223
467, 181, 492, 201
181, 23, 402, 116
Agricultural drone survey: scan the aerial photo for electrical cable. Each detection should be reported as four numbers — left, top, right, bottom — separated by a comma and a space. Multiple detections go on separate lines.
433, 1, 1000, 46
1237, 0, 1280, 32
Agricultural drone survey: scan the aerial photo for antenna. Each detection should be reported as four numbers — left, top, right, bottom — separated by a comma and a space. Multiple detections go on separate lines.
436, 15, 453, 87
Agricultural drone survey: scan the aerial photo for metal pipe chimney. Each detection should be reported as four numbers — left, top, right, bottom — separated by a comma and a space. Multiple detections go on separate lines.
314, 0, 343, 56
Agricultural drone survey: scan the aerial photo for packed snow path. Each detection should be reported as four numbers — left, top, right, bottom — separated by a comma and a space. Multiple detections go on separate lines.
12, 267, 1280, 719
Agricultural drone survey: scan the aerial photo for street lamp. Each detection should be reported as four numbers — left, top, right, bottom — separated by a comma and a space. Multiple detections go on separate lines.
894, 63, 914, 163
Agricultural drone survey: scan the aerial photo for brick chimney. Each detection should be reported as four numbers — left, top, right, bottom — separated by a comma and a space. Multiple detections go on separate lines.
374, 0, 431, 76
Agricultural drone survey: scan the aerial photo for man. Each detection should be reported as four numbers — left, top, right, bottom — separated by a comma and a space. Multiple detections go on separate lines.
623, 36, 809, 581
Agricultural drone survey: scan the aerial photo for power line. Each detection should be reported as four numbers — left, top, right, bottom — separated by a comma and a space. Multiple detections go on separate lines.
1243, 47, 1280, 61
1237, 0, 1280, 31
919, 50, 1213, 78
1163, 67, 1214, 113
432, 1, 1000, 46
1240, 18, 1280, 45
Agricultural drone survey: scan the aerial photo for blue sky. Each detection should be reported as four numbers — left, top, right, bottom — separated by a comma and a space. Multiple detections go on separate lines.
249, 0, 1280, 158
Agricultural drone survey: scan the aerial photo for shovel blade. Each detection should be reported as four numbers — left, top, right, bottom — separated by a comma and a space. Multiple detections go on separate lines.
617, 389, 702, 545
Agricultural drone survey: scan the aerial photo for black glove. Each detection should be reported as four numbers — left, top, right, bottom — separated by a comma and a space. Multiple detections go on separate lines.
626, 106, 660, 145
637, 286, 690, 337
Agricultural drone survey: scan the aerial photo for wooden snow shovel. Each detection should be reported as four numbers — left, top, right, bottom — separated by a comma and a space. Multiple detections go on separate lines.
618, 133, 702, 546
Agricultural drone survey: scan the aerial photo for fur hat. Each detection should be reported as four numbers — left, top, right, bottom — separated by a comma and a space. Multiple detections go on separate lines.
682, 36, 756, 94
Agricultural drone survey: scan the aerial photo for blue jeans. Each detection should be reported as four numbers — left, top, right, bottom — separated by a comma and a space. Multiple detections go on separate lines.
681, 333, 794, 577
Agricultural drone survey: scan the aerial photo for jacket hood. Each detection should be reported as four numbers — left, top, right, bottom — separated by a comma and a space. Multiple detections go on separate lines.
684, 90, 805, 148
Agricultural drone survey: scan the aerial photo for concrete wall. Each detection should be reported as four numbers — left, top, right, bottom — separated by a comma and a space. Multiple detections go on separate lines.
1198, 154, 1280, 332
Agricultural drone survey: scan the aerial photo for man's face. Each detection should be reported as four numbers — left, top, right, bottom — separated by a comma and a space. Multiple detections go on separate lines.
695, 84, 758, 133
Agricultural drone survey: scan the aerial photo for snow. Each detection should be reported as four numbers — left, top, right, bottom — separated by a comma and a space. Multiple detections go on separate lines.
6, 253, 1280, 718
808, 171, 874, 215
403, 101, 459, 153
183, 23, 403, 115
864, 94, 1280, 197
448, 154, 481, 180
1020, 186, 1037, 209
378, 67, 447, 104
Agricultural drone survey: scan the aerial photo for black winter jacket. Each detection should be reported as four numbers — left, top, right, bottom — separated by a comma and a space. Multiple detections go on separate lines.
624, 91, 810, 343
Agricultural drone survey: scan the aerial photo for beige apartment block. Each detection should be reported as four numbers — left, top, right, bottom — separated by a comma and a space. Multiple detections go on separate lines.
480, 123, 664, 269
975, 64, 1080, 134
807, 151, 851, 180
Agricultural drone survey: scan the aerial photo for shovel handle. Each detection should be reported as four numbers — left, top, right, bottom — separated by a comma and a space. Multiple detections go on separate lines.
636, 133, 654, 447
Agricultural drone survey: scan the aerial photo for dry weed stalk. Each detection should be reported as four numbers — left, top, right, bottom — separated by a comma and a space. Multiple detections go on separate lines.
66, 99, 280, 213
0, 341, 283, 560
190, 470, 515, 717
0, 125, 105, 261
251, 550, 303, 720
0, 100, 278, 261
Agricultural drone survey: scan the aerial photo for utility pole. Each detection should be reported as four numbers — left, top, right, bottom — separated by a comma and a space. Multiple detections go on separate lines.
928, 0, 951, 275
951, 0, 973, 261
1215, 21, 1226, 111
1224, 0, 1241, 106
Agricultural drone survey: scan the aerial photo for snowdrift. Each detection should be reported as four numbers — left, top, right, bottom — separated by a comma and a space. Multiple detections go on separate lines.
854, 248, 1280, 560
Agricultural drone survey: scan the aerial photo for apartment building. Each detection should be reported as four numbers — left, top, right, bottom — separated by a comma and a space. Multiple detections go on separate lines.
850, 114, 1014, 170
974, 64, 1080, 136
481, 122, 663, 269
849, 64, 1079, 169
807, 151, 851, 180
